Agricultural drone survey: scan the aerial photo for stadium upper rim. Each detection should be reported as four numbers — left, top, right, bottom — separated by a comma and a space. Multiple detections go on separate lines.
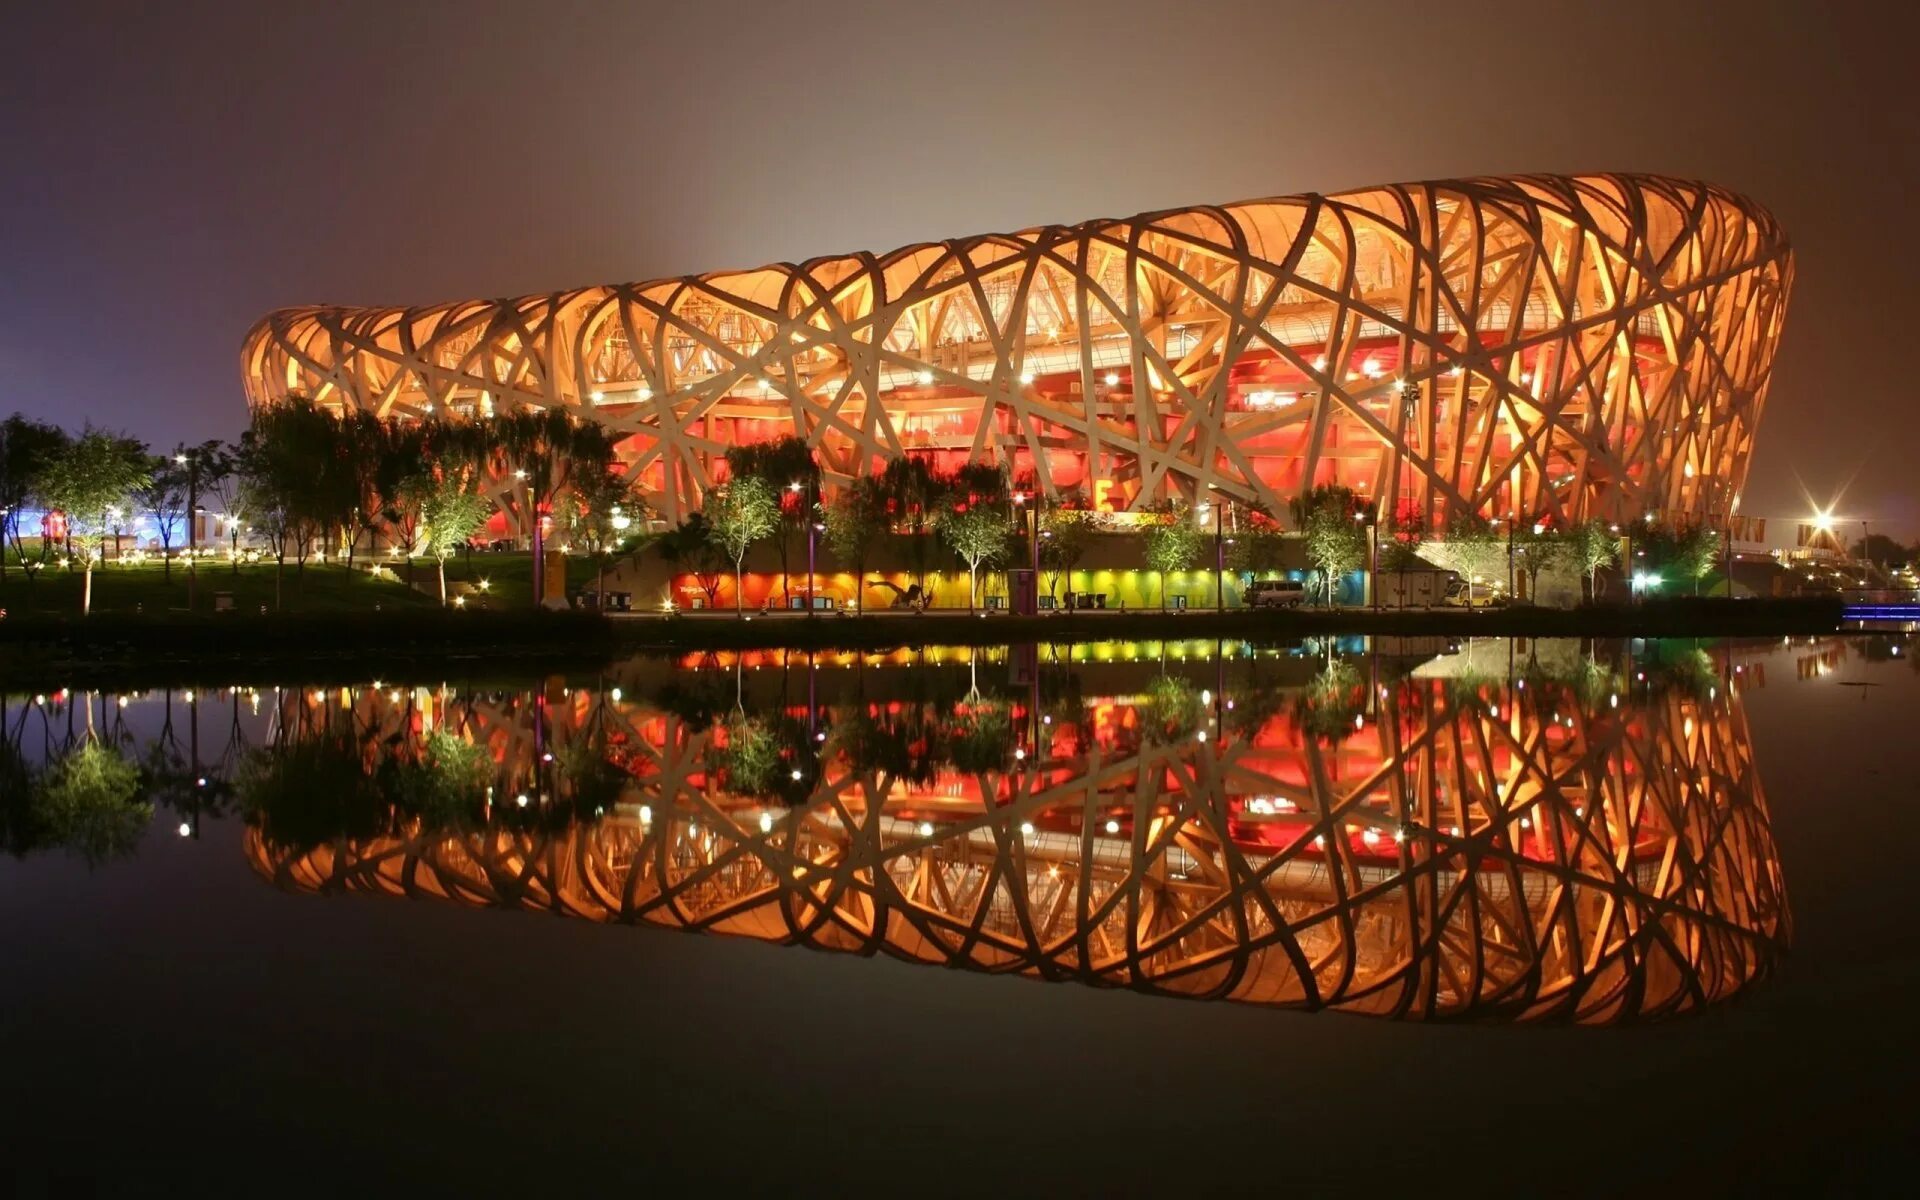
244, 173, 1788, 329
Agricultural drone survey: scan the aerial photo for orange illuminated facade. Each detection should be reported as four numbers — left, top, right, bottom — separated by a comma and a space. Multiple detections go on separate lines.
247, 646, 1786, 1023
244, 173, 1790, 529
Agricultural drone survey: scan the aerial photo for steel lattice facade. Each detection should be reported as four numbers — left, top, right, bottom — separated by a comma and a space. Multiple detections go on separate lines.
243, 173, 1791, 527
247, 648, 1787, 1024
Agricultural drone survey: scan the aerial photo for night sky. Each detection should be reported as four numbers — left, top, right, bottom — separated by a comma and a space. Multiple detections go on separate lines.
3, 0, 1914, 538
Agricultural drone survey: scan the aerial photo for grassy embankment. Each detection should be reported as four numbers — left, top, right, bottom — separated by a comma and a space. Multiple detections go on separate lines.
0, 552, 541, 614
0, 553, 1851, 692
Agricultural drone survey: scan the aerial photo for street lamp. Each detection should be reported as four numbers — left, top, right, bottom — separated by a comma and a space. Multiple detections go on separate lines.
1355, 506, 1379, 610
1204, 486, 1226, 613
1013, 490, 1040, 614
174, 449, 201, 610
808, 520, 823, 615
785, 479, 818, 612
1489, 515, 1515, 598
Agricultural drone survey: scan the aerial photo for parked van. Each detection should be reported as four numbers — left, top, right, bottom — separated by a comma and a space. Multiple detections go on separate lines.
1245, 579, 1307, 608
1441, 577, 1508, 608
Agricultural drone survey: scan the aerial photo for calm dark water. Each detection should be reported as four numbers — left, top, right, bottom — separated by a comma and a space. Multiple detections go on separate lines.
3, 635, 1916, 1194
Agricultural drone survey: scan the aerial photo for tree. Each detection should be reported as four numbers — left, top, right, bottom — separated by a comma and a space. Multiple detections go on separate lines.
134, 455, 190, 581
1291, 657, 1366, 743
1301, 505, 1367, 606
1377, 513, 1427, 608
1853, 532, 1913, 571
936, 463, 1011, 611
37, 427, 151, 615
33, 741, 150, 867
877, 455, 942, 587
1286, 486, 1367, 606
201, 442, 250, 574
239, 397, 342, 604
1142, 505, 1204, 610
260, 399, 359, 570
1678, 526, 1722, 595
237, 732, 388, 855
705, 476, 780, 613
1513, 524, 1571, 602
947, 700, 1013, 774
0, 414, 68, 583
170, 439, 236, 605
823, 477, 887, 613
712, 712, 808, 801
489, 408, 617, 608
419, 475, 490, 606
657, 512, 729, 609
386, 729, 494, 827
1422, 515, 1507, 606
1140, 674, 1204, 744
1039, 506, 1097, 605
725, 435, 819, 604
1569, 519, 1621, 602
374, 417, 490, 585
937, 504, 1011, 611
235, 430, 298, 609
1638, 523, 1722, 596
566, 466, 643, 559
337, 409, 393, 570
564, 464, 645, 601
378, 423, 432, 577
1287, 484, 1362, 528
1226, 519, 1286, 576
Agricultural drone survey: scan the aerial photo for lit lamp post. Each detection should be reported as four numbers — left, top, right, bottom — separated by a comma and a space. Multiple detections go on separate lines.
786, 481, 803, 608
1206, 486, 1227, 613
1635, 512, 1655, 603
605, 505, 632, 603
1608, 521, 1625, 603
808, 519, 823, 615
786, 479, 825, 612
1356, 507, 1379, 611
174, 451, 199, 611
1039, 525, 1054, 610
1012, 491, 1039, 615
512, 467, 535, 604
1501, 515, 1515, 597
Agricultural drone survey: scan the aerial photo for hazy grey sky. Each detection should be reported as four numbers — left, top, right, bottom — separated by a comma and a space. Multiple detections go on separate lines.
3, 0, 1914, 535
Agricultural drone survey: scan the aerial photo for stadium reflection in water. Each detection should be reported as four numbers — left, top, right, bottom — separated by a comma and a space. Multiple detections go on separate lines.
229, 639, 1789, 1024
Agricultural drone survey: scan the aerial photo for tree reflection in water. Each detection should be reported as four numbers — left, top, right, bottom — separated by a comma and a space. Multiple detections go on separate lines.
24, 742, 149, 866
1, 691, 150, 866
196, 639, 1792, 1025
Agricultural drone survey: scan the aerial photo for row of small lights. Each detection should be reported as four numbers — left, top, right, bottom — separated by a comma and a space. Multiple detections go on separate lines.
528, 353, 1526, 408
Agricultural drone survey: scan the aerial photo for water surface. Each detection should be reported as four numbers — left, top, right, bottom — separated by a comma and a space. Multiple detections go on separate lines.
3, 635, 1914, 1193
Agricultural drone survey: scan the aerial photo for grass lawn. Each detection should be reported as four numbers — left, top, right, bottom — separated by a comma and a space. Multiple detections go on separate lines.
424, 549, 536, 609
0, 549, 605, 616
421, 548, 625, 610
0, 559, 437, 616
